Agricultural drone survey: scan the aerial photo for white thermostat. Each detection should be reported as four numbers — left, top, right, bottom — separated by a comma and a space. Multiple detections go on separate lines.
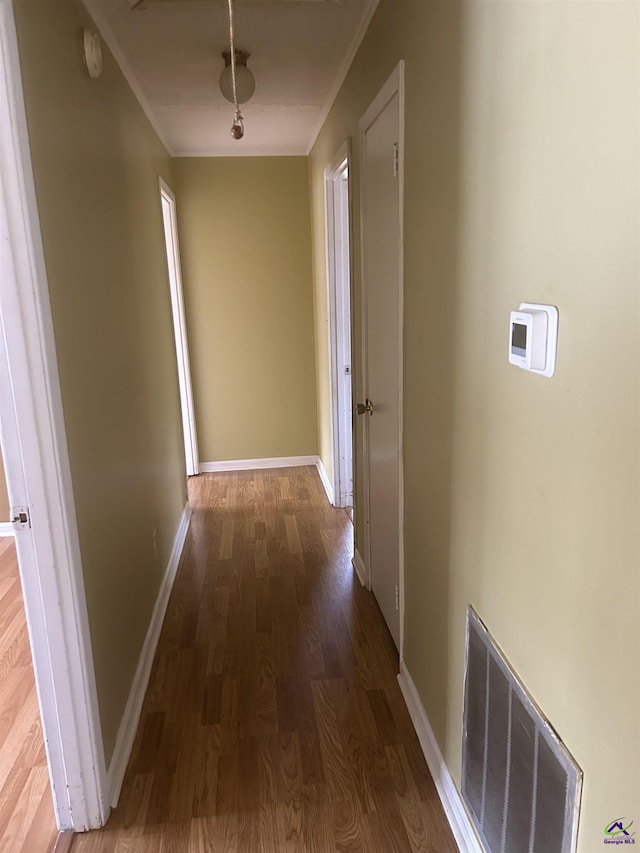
509, 303, 558, 377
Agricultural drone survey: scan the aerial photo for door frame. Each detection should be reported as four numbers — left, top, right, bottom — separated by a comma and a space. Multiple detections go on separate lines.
159, 179, 199, 477
358, 61, 406, 660
0, 0, 108, 830
324, 141, 353, 508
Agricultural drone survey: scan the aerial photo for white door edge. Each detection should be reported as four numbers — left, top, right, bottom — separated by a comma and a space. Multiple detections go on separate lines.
0, 0, 108, 829
324, 140, 353, 509
358, 61, 406, 662
159, 178, 200, 477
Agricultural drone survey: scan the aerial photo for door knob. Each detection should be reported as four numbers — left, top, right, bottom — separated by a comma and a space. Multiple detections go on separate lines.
356, 399, 373, 415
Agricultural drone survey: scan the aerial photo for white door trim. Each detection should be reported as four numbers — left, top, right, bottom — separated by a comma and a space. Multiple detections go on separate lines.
324, 140, 353, 509
358, 61, 406, 661
0, 0, 108, 830
159, 179, 200, 477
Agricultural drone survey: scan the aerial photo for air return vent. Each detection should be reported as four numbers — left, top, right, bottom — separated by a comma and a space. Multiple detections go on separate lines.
462, 608, 582, 853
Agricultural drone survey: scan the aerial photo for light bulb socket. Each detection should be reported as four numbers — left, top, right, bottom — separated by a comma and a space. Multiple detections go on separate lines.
222, 49, 250, 69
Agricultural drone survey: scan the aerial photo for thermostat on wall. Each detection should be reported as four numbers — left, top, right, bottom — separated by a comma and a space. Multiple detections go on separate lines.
509, 303, 558, 377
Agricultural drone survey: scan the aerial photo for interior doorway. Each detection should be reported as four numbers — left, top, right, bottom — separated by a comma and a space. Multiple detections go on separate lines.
358, 63, 405, 654
325, 143, 354, 509
160, 180, 199, 477
0, 0, 108, 830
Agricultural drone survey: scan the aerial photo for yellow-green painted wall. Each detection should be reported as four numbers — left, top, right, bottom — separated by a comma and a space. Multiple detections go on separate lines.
309, 2, 639, 849
174, 158, 318, 464
15, 0, 187, 763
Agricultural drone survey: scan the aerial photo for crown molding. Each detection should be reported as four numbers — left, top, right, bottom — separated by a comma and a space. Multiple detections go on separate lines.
306, 0, 381, 155
80, 0, 174, 155
81, 0, 380, 160
172, 145, 308, 158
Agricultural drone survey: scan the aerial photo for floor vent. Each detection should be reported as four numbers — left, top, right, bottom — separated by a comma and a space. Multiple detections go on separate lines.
462, 607, 582, 853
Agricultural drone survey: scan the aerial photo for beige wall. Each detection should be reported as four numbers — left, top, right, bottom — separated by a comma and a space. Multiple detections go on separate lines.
174, 157, 318, 463
0, 454, 9, 521
309, 1, 639, 849
15, 0, 187, 763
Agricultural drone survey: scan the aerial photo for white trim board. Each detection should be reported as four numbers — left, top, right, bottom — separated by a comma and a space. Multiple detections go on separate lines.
315, 457, 334, 505
108, 504, 192, 807
352, 548, 366, 588
175, 145, 307, 158
0, 522, 14, 537
397, 662, 484, 853
199, 456, 319, 473
159, 179, 199, 477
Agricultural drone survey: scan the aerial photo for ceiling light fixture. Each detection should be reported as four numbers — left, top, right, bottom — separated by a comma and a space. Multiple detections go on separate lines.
222, 0, 254, 140
219, 50, 255, 105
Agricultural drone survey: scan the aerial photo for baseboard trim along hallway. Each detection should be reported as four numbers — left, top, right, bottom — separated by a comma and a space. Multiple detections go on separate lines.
199, 455, 319, 473
107, 503, 192, 807
315, 456, 335, 505
397, 661, 483, 853
352, 547, 367, 587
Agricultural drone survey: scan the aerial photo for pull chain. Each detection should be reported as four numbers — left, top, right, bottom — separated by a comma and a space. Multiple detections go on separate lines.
226, 0, 244, 139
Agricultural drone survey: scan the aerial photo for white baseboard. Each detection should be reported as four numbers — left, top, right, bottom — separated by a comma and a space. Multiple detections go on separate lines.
0, 522, 14, 537
199, 455, 318, 473
107, 503, 192, 807
352, 547, 367, 587
397, 662, 483, 853
315, 457, 335, 505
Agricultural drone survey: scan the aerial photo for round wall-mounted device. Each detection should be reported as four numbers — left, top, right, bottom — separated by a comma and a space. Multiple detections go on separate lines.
83, 30, 103, 79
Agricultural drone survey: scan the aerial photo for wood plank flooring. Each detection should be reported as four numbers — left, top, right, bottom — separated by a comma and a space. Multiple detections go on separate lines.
0, 536, 58, 853
72, 467, 458, 852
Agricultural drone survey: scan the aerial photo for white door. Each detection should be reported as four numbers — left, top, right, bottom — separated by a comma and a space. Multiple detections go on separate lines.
359, 67, 404, 650
336, 171, 353, 506
325, 145, 353, 508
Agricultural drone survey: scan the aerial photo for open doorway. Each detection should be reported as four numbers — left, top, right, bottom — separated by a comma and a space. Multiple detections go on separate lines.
159, 180, 199, 477
0, 0, 108, 832
325, 143, 353, 510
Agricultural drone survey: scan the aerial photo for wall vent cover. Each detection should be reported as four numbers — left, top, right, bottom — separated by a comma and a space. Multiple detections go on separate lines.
462, 607, 582, 853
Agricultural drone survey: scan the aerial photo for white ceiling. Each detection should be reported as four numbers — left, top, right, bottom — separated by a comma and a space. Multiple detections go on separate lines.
84, 0, 379, 156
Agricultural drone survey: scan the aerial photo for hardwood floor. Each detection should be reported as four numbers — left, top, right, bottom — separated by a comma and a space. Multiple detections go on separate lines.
72, 467, 457, 852
0, 536, 58, 853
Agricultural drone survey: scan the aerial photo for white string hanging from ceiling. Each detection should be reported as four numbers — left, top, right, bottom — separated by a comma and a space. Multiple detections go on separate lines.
226, 0, 244, 139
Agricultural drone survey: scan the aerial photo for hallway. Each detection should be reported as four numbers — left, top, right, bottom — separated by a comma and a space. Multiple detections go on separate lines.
72, 467, 456, 852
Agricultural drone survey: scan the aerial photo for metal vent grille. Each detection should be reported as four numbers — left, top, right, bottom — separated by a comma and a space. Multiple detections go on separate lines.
462, 608, 582, 853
